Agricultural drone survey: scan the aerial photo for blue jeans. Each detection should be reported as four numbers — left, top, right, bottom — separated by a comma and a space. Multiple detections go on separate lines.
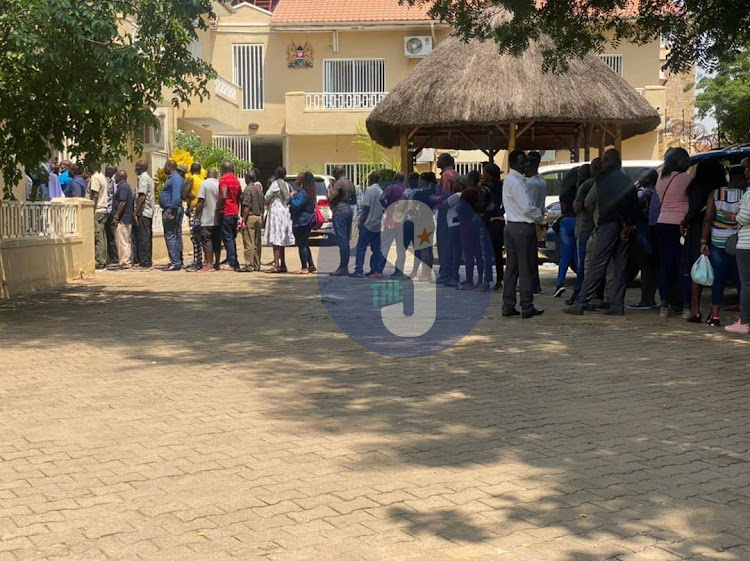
293, 225, 314, 270
572, 229, 592, 301
332, 211, 353, 270
354, 227, 384, 275
557, 217, 577, 286
448, 226, 462, 283
163, 207, 184, 268
709, 243, 741, 306
221, 215, 239, 268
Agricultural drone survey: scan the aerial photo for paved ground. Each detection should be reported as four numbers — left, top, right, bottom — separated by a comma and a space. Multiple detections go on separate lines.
1, 247, 749, 561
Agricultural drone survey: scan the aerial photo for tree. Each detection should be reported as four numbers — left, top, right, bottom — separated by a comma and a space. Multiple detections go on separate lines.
0, 0, 217, 198
402, 0, 750, 74
695, 52, 750, 144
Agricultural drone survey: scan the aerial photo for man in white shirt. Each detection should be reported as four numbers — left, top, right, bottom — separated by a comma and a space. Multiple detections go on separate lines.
502, 150, 546, 319
88, 165, 109, 269
526, 151, 546, 293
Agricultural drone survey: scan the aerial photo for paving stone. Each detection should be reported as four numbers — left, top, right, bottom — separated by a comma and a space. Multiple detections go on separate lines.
0, 266, 748, 560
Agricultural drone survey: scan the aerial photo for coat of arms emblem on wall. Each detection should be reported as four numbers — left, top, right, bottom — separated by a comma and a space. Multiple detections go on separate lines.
288, 42, 313, 68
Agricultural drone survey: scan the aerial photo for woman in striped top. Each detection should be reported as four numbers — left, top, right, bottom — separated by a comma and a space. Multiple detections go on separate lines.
700, 166, 746, 327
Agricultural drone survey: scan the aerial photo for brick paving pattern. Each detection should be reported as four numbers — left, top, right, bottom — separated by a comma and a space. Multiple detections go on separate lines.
1, 254, 749, 560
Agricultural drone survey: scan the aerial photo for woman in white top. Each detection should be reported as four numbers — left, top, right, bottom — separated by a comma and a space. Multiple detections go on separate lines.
264, 166, 295, 273
726, 169, 750, 334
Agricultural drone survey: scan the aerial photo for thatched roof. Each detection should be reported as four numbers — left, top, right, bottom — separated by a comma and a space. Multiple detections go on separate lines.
367, 36, 661, 151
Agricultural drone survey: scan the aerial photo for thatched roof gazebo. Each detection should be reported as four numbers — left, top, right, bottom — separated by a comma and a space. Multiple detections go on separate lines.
366, 36, 661, 170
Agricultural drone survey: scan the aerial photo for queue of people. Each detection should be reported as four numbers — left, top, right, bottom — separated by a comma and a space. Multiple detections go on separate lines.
83, 148, 750, 336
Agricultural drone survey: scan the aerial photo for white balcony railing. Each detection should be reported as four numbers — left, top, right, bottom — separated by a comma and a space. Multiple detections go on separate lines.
215, 76, 239, 104
0, 201, 78, 240
304, 92, 387, 111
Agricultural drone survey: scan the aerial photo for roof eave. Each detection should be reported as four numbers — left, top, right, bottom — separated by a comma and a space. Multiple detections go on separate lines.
270, 19, 445, 29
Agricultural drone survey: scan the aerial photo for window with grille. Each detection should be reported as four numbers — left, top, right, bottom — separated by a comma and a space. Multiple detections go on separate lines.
213, 135, 252, 162
599, 54, 624, 77
324, 59, 386, 94
233, 44, 265, 111
325, 163, 381, 187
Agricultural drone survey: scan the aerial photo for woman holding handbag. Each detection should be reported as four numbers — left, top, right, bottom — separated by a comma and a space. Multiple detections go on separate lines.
680, 159, 726, 323
701, 165, 745, 327
655, 147, 693, 317
290, 172, 317, 275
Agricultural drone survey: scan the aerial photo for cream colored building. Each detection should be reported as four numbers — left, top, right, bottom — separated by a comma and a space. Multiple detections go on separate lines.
136, 0, 693, 183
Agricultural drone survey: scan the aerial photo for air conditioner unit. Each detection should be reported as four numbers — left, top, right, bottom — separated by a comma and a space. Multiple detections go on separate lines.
404, 36, 433, 58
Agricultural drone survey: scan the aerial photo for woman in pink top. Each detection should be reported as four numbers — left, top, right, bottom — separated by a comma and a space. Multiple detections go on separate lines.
655, 148, 693, 317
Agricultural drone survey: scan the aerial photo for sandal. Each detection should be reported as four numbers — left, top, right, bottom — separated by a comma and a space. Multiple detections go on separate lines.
266, 267, 282, 274
279, 267, 288, 273
296, 269, 310, 275
686, 312, 702, 323
706, 316, 721, 327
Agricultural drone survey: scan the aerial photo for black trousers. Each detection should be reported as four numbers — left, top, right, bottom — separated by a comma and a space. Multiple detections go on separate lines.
487, 218, 505, 283
136, 216, 153, 268
106, 214, 118, 264
575, 222, 630, 312
503, 222, 537, 314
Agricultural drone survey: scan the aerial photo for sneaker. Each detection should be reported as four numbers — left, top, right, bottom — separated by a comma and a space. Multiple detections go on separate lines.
185, 264, 201, 273
659, 305, 671, 318
502, 309, 521, 318
553, 285, 566, 298
348, 272, 365, 278
681, 308, 692, 320
457, 282, 475, 291
628, 301, 657, 311
725, 320, 750, 334
165, 265, 181, 272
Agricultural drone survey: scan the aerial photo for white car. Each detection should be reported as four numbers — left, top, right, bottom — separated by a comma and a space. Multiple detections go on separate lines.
537, 160, 662, 209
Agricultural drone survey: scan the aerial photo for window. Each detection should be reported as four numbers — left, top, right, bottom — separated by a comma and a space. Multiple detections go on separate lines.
325, 163, 381, 187
212, 135, 252, 162
324, 59, 386, 94
233, 44, 265, 110
599, 54, 624, 77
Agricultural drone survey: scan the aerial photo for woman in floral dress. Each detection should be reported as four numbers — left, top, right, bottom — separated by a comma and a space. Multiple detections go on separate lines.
264, 166, 295, 273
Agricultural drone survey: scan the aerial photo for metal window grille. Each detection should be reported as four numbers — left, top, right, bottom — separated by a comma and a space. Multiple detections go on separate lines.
455, 162, 485, 176
213, 135, 253, 162
325, 163, 381, 187
599, 54, 624, 76
233, 44, 265, 110
324, 59, 386, 95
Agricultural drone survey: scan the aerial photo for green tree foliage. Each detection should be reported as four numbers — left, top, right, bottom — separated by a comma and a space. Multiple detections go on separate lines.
402, 0, 750, 74
0, 0, 217, 197
172, 130, 253, 175
353, 122, 401, 172
695, 52, 750, 144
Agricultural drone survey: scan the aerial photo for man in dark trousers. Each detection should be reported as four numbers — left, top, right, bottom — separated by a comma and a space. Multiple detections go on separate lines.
328, 165, 356, 276
565, 149, 639, 316
502, 150, 546, 319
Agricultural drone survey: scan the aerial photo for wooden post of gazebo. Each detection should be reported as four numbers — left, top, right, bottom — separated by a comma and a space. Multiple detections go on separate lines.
400, 128, 410, 174
508, 122, 516, 153
614, 123, 623, 155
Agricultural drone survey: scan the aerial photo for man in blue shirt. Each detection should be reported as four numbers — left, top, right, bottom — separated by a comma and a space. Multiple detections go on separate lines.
59, 161, 72, 195
66, 164, 87, 198
159, 160, 185, 271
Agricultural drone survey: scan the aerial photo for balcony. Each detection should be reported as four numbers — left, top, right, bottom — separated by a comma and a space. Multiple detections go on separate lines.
180, 75, 245, 133
286, 91, 387, 136
304, 92, 388, 111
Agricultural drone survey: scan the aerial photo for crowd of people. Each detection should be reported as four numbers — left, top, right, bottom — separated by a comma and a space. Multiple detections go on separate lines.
40, 146, 750, 335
